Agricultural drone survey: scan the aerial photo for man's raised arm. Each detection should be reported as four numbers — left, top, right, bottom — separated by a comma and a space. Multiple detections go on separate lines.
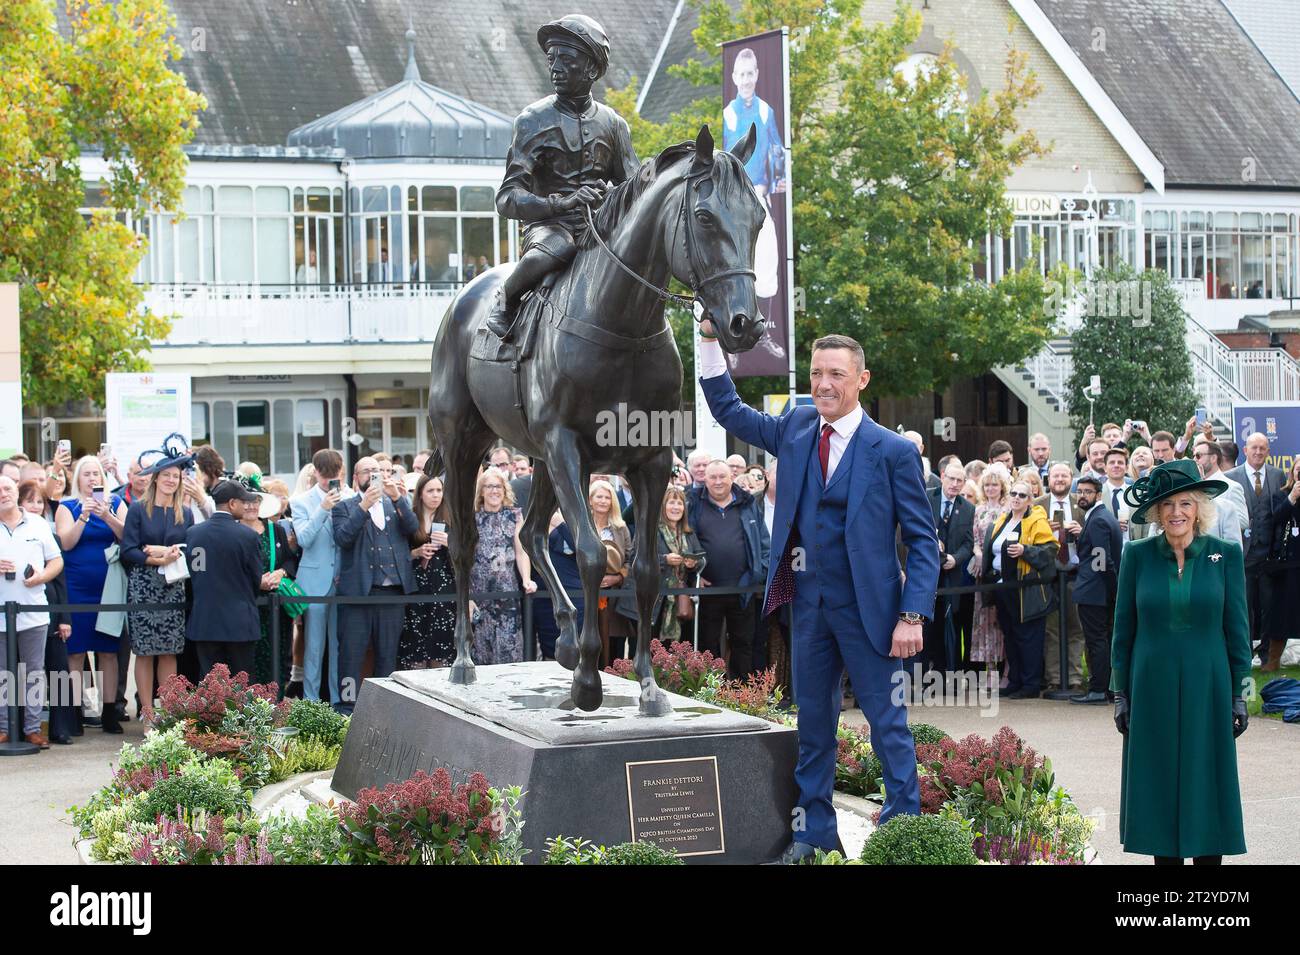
698, 338, 783, 455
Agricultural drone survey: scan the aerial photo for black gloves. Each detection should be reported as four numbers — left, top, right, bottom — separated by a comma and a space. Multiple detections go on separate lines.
1232, 698, 1248, 738
1113, 692, 1130, 736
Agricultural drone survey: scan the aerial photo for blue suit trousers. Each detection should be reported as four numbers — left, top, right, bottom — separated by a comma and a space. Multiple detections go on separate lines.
792, 598, 920, 849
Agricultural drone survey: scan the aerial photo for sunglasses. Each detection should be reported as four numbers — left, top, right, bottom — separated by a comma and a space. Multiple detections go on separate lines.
1008, 491, 1030, 499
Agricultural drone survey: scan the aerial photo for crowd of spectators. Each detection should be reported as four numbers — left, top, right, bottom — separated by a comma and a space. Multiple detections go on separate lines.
2, 411, 1291, 748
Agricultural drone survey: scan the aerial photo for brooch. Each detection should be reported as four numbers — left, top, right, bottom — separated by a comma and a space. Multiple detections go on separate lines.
1210, 553, 1222, 563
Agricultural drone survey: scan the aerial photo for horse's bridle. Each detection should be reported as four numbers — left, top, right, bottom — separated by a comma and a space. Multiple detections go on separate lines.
582, 167, 756, 322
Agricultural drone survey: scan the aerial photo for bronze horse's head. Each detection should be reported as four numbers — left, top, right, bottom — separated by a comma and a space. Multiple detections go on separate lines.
675, 124, 767, 355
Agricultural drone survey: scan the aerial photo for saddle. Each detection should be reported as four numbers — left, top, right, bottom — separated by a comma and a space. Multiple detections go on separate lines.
469, 273, 556, 367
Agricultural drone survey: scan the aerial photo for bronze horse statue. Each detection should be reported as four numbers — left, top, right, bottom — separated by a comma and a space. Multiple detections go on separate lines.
426, 124, 765, 714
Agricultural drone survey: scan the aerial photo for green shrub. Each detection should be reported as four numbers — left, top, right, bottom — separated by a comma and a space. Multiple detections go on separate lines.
599, 841, 683, 866
263, 804, 349, 865
286, 699, 350, 747
543, 835, 605, 865
909, 722, 949, 749
116, 725, 192, 777
133, 758, 250, 824
268, 737, 344, 783
860, 814, 977, 865
543, 837, 683, 865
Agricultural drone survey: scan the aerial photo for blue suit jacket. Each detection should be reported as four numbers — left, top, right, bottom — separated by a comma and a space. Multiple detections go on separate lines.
1073, 503, 1124, 607
700, 372, 939, 655
291, 484, 342, 596
331, 493, 420, 597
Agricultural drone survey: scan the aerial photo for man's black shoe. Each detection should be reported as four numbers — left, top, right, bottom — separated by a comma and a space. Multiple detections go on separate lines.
778, 841, 821, 865
1008, 688, 1041, 700
1069, 691, 1109, 705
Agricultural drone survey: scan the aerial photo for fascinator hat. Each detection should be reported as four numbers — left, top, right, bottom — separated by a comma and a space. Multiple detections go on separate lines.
1123, 458, 1226, 525
234, 471, 283, 520
137, 433, 196, 476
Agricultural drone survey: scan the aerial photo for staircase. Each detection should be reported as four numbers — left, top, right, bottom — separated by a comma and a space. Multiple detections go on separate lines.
999, 313, 1300, 453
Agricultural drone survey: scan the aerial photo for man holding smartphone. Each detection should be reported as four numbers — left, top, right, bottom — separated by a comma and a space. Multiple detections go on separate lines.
290, 448, 348, 705
331, 455, 418, 715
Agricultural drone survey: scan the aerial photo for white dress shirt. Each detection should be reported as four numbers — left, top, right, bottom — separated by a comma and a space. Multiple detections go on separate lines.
1047, 495, 1078, 566
764, 493, 776, 534
700, 338, 861, 481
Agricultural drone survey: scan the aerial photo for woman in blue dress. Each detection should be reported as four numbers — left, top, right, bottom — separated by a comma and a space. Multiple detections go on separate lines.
54, 456, 128, 734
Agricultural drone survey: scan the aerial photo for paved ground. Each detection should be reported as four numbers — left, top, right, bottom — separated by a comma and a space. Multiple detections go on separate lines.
843, 695, 1299, 865
3, 692, 1295, 864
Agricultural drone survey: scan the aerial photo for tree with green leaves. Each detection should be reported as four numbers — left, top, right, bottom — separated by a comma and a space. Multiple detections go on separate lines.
606, 0, 1054, 404
1065, 266, 1197, 447
0, 0, 205, 407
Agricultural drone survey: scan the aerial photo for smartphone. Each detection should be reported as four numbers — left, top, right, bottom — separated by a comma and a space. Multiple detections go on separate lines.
1196, 407, 1208, 427
92, 485, 105, 503
99, 443, 112, 457
328, 478, 341, 492
369, 473, 381, 491
57, 439, 71, 456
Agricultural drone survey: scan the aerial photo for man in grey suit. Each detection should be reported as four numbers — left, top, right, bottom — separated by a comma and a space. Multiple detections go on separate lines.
291, 448, 347, 705
332, 456, 418, 715
1068, 475, 1123, 704
1036, 462, 1085, 690
1224, 432, 1286, 657
1191, 437, 1248, 548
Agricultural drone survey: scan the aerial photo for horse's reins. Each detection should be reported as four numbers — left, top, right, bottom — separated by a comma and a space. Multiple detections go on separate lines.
581, 167, 756, 322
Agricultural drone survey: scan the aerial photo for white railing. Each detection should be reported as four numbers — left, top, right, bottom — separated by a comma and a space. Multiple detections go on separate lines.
1022, 342, 1073, 412
142, 283, 460, 345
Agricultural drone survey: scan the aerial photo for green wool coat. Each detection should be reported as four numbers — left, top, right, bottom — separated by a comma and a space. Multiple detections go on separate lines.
1111, 533, 1252, 858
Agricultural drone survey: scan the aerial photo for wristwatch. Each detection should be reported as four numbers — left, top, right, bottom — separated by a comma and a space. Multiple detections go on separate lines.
899, 612, 926, 625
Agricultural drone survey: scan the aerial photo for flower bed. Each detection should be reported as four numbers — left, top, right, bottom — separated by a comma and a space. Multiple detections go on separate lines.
73, 658, 1092, 865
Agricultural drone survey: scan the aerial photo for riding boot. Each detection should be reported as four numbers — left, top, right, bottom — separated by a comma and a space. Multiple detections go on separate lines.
487, 288, 516, 340
101, 698, 124, 735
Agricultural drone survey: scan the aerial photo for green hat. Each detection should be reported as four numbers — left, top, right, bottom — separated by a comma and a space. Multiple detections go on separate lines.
1123, 458, 1226, 525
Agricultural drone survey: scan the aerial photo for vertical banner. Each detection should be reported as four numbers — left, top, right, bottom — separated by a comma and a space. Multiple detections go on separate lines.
105, 373, 193, 475
720, 29, 794, 379
1232, 402, 1300, 471
0, 284, 21, 458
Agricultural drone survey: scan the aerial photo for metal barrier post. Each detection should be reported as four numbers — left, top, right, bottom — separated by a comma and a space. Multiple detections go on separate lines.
1, 600, 39, 755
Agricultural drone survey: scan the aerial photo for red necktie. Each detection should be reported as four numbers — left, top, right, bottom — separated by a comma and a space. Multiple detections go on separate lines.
819, 423, 834, 481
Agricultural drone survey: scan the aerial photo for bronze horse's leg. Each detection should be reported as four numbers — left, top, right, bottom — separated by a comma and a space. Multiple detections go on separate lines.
442, 426, 496, 685
543, 429, 605, 710
627, 452, 675, 716
519, 462, 579, 665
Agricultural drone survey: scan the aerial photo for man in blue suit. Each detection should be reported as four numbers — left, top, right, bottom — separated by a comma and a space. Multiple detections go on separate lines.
698, 327, 939, 863
291, 448, 346, 705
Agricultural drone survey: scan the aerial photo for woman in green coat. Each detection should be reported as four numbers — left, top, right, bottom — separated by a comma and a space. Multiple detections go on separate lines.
1112, 459, 1252, 864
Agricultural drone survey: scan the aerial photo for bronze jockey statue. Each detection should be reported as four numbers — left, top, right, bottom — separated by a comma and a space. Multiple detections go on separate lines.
486, 14, 639, 341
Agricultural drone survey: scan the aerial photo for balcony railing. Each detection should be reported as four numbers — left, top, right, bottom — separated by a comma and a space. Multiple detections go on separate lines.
141, 282, 464, 346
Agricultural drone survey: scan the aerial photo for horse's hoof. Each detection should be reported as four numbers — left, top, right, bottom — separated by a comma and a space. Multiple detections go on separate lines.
448, 661, 477, 685
555, 638, 579, 671
570, 671, 603, 712
638, 684, 674, 717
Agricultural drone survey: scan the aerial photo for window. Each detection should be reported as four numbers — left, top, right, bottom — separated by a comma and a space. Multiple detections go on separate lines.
236, 400, 270, 471
296, 399, 328, 468
192, 402, 211, 446
273, 399, 295, 474
1145, 207, 1299, 300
